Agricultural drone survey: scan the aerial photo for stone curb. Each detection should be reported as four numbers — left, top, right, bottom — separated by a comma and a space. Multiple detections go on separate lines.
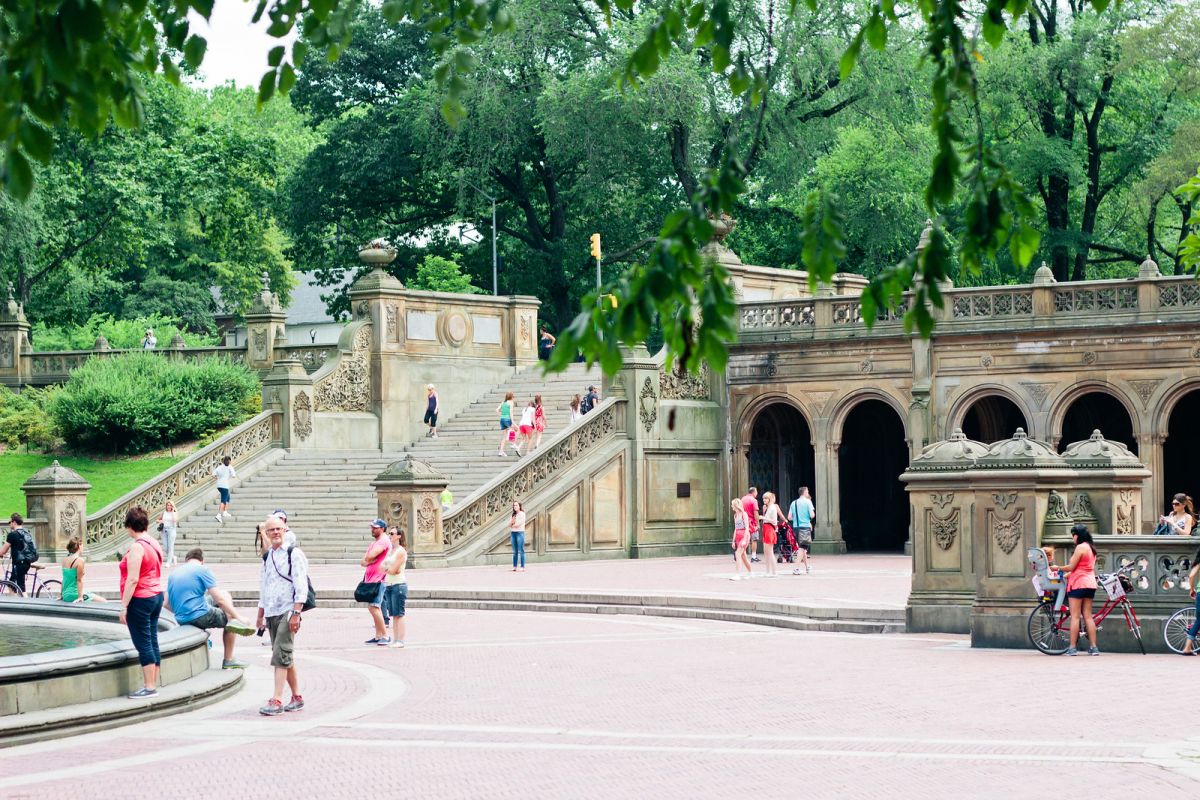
0, 667, 243, 748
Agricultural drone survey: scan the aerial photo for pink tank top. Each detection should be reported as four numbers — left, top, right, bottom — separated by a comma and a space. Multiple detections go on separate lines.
119, 537, 163, 598
1066, 543, 1097, 591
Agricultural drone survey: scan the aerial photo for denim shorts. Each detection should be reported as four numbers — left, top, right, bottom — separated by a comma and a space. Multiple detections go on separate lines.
218, 487, 231, 503
1066, 588, 1096, 600
382, 583, 408, 618
368, 581, 386, 607
500, 418, 512, 430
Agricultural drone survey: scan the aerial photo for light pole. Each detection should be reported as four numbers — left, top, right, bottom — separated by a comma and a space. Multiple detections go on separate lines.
465, 181, 499, 296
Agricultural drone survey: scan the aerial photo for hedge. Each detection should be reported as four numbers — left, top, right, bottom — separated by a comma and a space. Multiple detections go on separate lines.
50, 353, 260, 454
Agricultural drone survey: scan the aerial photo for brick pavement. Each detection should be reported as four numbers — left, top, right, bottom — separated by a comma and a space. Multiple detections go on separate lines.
2, 603, 1198, 799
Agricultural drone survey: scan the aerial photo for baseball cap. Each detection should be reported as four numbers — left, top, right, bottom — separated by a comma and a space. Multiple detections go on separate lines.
371, 518, 387, 528
272, 508, 287, 520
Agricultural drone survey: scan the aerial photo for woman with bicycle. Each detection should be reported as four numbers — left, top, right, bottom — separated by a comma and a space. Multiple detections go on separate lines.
1050, 524, 1100, 656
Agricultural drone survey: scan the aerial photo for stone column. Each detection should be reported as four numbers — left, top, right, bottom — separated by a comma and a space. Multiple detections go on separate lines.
372, 457, 449, 566
243, 272, 288, 371
1137, 432, 1163, 534
1136, 256, 1161, 313
0, 283, 30, 388
1031, 262, 1056, 319
262, 359, 316, 450
347, 248, 406, 451
812, 423, 845, 554
21, 461, 91, 561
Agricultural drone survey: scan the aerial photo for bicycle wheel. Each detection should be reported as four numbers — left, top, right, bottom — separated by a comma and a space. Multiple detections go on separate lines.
35, 579, 61, 600
1028, 603, 1069, 654
0, 579, 23, 597
1164, 607, 1196, 654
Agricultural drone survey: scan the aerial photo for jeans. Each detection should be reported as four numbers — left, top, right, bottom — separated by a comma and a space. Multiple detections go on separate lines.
162, 527, 177, 564
1188, 593, 1200, 641
511, 531, 526, 568
10, 560, 30, 593
126, 593, 164, 667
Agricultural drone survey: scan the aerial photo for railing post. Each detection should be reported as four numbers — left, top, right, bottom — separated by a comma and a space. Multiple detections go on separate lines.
372, 456, 449, 565
1137, 256, 1161, 314
1031, 262, 1056, 318
0, 283, 30, 388
262, 359, 315, 450
813, 288, 834, 330
244, 271, 288, 371
21, 461, 91, 561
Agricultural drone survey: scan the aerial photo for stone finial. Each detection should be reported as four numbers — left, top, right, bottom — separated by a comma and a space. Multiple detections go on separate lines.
250, 271, 282, 314
909, 427, 990, 470
916, 219, 934, 254
93, 334, 111, 351
22, 460, 91, 490
1060, 429, 1143, 469
1, 282, 20, 321
1032, 262, 1056, 285
169, 332, 186, 349
260, 271, 271, 293
273, 325, 288, 347
700, 213, 742, 266
1138, 255, 1161, 279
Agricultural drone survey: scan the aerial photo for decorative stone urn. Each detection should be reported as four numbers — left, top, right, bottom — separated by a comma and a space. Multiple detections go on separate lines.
358, 239, 398, 266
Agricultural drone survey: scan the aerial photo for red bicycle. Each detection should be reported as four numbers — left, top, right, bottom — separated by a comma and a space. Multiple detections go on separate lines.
1026, 552, 1144, 655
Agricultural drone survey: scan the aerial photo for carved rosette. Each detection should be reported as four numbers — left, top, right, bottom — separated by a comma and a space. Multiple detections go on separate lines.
293, 391, 313, 442
60, 501, 80, 539
417, 495, 437, 535
638, 376, 658, 433
314, 325, 372, 412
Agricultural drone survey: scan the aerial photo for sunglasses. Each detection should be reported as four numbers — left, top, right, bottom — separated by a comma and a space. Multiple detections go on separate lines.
1173, 501, 1182, 506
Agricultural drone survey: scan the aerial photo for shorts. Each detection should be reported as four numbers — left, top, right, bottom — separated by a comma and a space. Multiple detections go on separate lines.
267, 613, 296, 668
382, 583, 408, 618
368, 581, 386, 607
733, 534, 749, 550
218, 487, 231, 504
1066, 588, 1096, 600
500, 418, 512, 430
750, 529, 760, 542
184, 606, 229, 630
519, 424, 533, 435
796, 527, 813, 552
761, 523, 777, 545
424, 409, 438, 426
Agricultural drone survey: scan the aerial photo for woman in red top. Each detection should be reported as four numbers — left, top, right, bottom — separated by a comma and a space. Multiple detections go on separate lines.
119, 506, 165, 697
532, 394, 547, 451
1050, 524, 1100, 656
760, 491, 780, 577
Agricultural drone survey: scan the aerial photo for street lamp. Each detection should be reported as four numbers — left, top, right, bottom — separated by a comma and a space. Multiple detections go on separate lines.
463, 180, 499, 296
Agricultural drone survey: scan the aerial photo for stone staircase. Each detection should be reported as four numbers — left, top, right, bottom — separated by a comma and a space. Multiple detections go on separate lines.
176, 362, 600, 563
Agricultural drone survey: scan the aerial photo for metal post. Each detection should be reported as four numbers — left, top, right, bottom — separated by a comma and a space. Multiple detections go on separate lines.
491, 197, 498, 296
596, 253, 601, 291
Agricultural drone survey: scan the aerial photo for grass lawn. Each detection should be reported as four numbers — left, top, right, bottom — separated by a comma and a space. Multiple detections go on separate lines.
0, 453, 184, 517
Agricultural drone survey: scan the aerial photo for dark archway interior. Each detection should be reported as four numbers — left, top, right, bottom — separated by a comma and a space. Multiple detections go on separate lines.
1164, 391, 1200, 517
748, 404, 815, 508
1058, 392, 1138, 455
961, 395, 1028, 443
838, 400, 909, 552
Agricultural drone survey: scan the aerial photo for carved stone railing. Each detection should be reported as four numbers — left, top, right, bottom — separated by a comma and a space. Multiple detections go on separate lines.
950, 288, 1033, 319
740, 300, 815, 330
441, 398, 623, 549
85, 411, 280, 557
1157, 276, 1200, 308
312, 322, 372, 412
1054, 281, 1138, 313
275, 344, 337, 373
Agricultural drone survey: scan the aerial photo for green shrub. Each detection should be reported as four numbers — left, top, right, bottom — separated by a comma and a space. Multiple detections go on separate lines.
0, 387, 57, 451
31, 313, 220, 352
50, 353, 260, 454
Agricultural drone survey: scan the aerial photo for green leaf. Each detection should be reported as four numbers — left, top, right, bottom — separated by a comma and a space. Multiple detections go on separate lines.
839, 33, 863, 80
268, 45, 286, 67
5, 149, 33, 201
184, 35, 208, 68
18, 123, 54, 163
865, 14, 886, 50
278, 63, 297, 95
382, 0, 405, 23
258, 70, 277, 104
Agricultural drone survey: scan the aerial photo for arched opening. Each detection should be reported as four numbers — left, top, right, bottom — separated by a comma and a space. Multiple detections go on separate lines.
1163, 389, 1200, 517
748, 403, 815, 509
1058, 392, 1137, 455
961, 394, 1028, 444
838, 399, 909, 552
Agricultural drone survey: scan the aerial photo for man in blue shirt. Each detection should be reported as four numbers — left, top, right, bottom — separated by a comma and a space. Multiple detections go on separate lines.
787, 487, 816, 575
166, 548, 254, 669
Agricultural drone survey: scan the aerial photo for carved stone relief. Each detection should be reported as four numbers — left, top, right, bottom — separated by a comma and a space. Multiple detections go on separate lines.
519, 315, 533, 349
1116, 489, 1135, 535
992, 492, 1017, 510
0, 337, 12, 369
639, 376, 658, 433
659, 362, 711, 400
1069, 492, 1096, 520
930, 491, 954, 510
314, 325, 372, 412
1128, 379, 1161, 408
388, 501, 405, 532
355, 300, 370, 320
1020, 381, 1053, 410
1081, 350, 1097, 365
385, 303, 399, 342
859, 359, 874, 374
1046, 490, 1070, 521
929, 508, 960, 551
807, 391, 834, 413
292, 391, 312, 442
992, 509, 1025, 555
417, 495, 437, 534
60, 501, 80, 538
252, 329, 268, 361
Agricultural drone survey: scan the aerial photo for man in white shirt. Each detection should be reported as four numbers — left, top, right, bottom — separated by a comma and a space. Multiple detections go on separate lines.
257, 515, 309, 716
212, 456, 236, 524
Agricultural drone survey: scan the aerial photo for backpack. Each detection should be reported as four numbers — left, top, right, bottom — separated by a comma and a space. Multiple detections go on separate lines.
264, 545, 317, 611
13, 527, 37, 564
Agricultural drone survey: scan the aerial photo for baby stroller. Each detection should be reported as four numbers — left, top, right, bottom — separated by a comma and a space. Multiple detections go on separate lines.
775, 516, 797, 563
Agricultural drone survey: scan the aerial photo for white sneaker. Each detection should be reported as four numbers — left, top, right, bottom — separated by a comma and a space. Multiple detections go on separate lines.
215, 514, 223, 523
498, 451, 506, 456
390, 641, 405, 648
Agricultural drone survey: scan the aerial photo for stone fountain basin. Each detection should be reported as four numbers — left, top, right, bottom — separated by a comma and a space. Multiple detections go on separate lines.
0, 599, 209, 716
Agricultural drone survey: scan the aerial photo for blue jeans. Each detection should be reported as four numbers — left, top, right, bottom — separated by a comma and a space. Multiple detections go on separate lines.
126, 593, 164, 667
1188, 593, 1200, 641
511, 531, 525, 568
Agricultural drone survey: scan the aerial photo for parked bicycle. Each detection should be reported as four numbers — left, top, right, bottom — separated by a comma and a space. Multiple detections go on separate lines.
1025, 547, 1144, 655
0, 558, 61, 599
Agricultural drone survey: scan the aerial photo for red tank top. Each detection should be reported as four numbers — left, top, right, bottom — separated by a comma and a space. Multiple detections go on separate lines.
119, 536, 163, 598
1066, 543, 1097, 591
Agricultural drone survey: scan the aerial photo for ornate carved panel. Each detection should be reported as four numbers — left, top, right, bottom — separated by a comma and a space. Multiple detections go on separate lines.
928, 508, 960, 551
292, 391, 312, 442
1019, 381, 1053, 410
314, 325, 372, 413
992, 509, 1025, 555
638, 377, 657, 433
1128, 379, 1161, 408
60, 501, 80, 539
659, 362, 711, 400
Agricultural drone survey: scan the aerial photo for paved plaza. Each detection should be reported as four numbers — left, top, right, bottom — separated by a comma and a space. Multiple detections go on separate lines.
3, 555, 1199, 798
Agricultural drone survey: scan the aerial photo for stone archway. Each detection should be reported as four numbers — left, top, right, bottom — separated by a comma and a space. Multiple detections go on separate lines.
837, 399, 909, 552
961, 394, 1029, 444
1163, 388, 1200, 515
748, 403, 815, 507
1058, 391, 1138, 455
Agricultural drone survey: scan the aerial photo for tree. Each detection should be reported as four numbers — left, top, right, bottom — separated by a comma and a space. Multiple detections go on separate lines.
409, 254, 485, 294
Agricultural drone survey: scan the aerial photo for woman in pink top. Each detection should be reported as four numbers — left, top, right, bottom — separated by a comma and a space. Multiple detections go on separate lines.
1050, 524, 1100, 656
510, 501, 527, 572
730, 499, 752, 580
118, 506, 165, 698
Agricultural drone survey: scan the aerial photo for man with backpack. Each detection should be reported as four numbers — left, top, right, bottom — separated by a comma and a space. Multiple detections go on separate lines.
580, 385, 599, 415
1, 513, 38, 593
257, 515, 310, 716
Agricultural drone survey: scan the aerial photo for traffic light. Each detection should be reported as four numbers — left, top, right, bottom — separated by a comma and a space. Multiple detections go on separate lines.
602, 294, 618, 309
590, 232, 601, 259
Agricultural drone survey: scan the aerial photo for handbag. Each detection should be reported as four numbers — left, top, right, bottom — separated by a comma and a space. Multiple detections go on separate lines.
354, 580, 382, 604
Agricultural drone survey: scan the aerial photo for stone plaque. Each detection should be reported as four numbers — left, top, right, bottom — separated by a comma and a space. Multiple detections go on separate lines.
445, 312, 468, 345
406, 310, 438, 341
472, 315, 502, 345
590, 457, 624, 546
548, 488, 581, 548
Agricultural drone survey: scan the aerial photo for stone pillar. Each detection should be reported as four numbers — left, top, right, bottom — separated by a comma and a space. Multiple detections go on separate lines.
372, 457, 449, 566
507, 297, 541, 367
0, 283, 30, 388
1031, 262, 1056, 318
347, 247, 406, 451
615, 345, 659, 558
243, 272, 288, 371
262, 359, 316, 450
1137, 432, 1163, 534
21, 461, 91, 561
902, 428, 989, 633
1136, 256, 1161, 313
812, 423, 845, 554
1061, 429, 1151, 536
